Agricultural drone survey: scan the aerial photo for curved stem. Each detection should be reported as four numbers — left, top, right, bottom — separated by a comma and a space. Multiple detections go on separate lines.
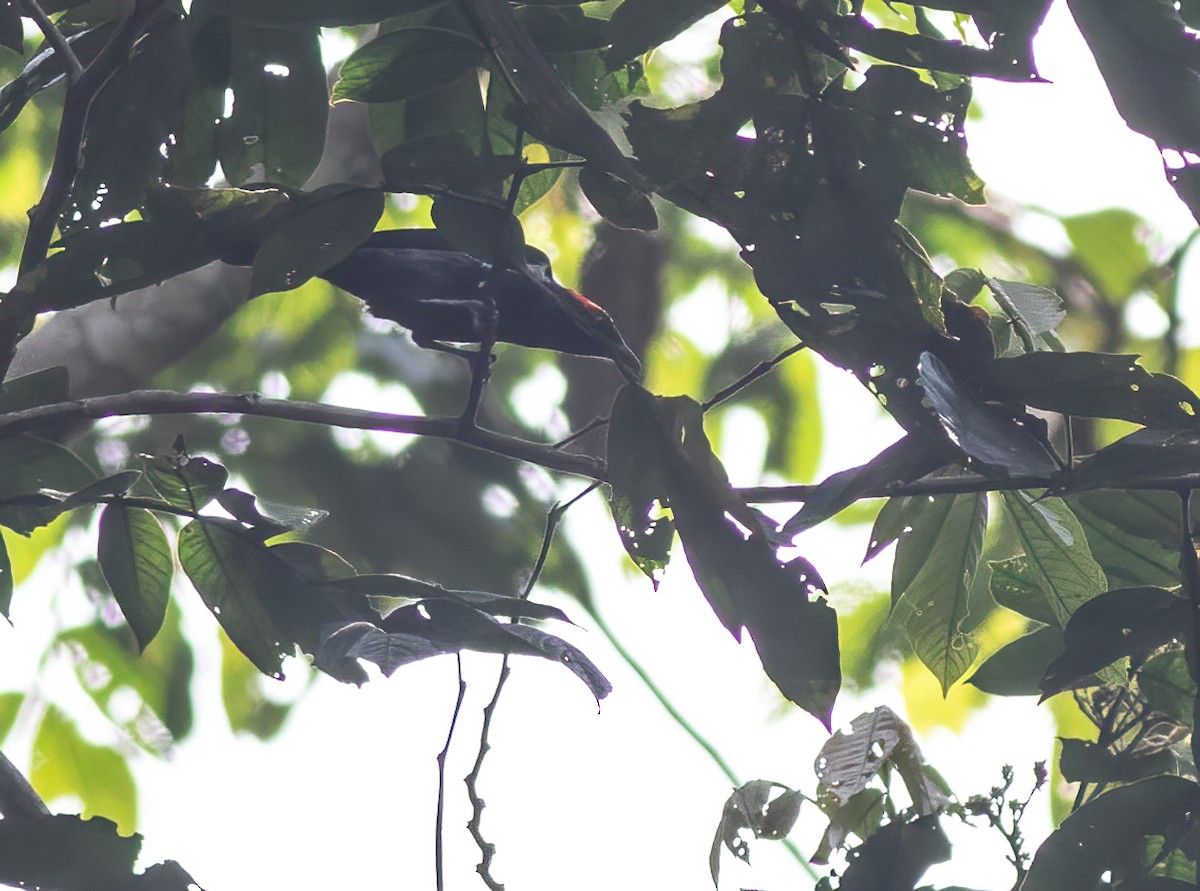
435, 655, 467, 891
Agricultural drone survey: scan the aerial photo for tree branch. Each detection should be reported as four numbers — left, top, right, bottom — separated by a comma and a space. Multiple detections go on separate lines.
436, 655, 467, 891
20, 0, 83, 83
0, 750, 48, 820
0, 389, 606, 479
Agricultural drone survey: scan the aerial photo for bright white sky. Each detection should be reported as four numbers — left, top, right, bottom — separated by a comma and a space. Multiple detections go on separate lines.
4, 2, 1200, 890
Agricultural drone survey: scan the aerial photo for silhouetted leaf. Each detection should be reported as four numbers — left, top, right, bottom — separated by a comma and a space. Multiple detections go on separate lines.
143, 450, 227, 512
430, 195, 526, 267
838, 815, 950, 891
968, 625, 1062, 696
217, 22, 327, 187
1001, 491, 1107, 626
178, 519, 289, 677
216, 488, 327, 536
578, 168, 659, 231
62, 470, 142, 509
1058, 737, 1176, 786
812, 788, 886, 864
0, 814, 197, 890
0, 4, 21, 54
0, 534, 10, 619
333, 27, 485, 103
517, 5, 611, 54
710, 780, 802, 885
98, 504, 173, 652
987, 352, 1200, 427
31, 707, 136, 833
0, 435, 96, 534
604, 0, 728, 66
1061, 427, 1200, 492
918, 351, 1058, 479
1137, 649, 1194, 726
381, 133, 520, 192
0, 365, 70, 413
333, 573, 571, 623
1023, 776, 1200, 891
1041, 587, 1186, 697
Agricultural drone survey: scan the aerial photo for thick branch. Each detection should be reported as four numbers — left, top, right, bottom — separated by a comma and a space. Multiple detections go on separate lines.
20, 0, 83, 82
0, 389, 605, 479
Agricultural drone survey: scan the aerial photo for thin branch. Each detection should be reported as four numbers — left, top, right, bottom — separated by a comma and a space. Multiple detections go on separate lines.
0, 389, 605, 479
20, 0, 83, 82
0, 750, 49, 819
702, 342, 807, 412
435, 655, 468, 891
465, 502, 565, 891
587, 607, 818, 879
554, 414, 610, 450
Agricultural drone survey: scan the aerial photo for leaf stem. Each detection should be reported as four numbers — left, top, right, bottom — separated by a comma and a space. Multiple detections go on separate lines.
701, 341, 807, 412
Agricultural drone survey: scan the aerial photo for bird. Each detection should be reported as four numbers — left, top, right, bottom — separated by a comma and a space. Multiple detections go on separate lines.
318, 229, 643, 381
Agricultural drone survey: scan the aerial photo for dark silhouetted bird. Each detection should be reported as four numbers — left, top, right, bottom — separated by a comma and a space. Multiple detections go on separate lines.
319, 229, 642, 381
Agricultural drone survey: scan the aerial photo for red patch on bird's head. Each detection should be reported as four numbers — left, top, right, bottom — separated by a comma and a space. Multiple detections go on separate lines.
568, 289, 606, 316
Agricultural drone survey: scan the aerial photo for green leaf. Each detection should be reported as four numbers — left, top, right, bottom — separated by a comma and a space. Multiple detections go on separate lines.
31, 707, 136, 833
217, 23, 328, 187
604, 0, 728, 66
332, 27, 485, 103
97, 504, 173, 652
1067, 490, 1181, 590
517, 5, 611, 54
142, 451, 228, 512
1061, 427, 1200, 493
1001, 491, 1107, 627
987, 352, 1200, 427
985, 279, 1065, 339
578, 168, 659, 231
0, 691, 23, 742
220, 631, 290, 738
178, 519, 289, 678
1062, 208, 1153, 298
989, 555, 1059, 625
250, 185, 384, 296
968, 625, 1063, 696
1022, 776, 1200, 891
430, 195, 526, 266
901, 493, 988, 692
1137, 649, 1193, 726
61, 470, 143, 509
0, 366, 70, 413
0, 436, 96, 534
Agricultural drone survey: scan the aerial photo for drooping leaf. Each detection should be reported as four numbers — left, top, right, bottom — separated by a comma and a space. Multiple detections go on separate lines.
0, 435, 96, 534
1040, 587, 1187, 698
1001, 491, 1107, 626
815, 706, 949, 816
578, 168, 659, 231
178, 519, 289, 677
31, 707, 136, 833
1058, 737, 1178, 786
217, 22, 328, 187
987, 352, 1200, 427
1022, 775, 1200, 891
837, 814, 950, 891
0, 814, 197, 891
918, 351, 1058, 480
332, 573, 571, 624
710, 780, 802, 886
968, 625, 1063, 696
607, 384, 840, 725
332, 27, 486, 103
97, 504, 173, 652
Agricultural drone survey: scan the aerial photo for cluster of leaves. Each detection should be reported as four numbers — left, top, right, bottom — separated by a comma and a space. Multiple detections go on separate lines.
1, 0, 1200, 888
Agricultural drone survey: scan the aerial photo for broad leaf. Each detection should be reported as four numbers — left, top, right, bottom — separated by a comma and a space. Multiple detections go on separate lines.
604, 0, 728, 66
1068, 490, 1181, 590
1001, 491, 1107, 626
968, 625, 1063, 696
1023, 776, 1200, 891
710, 780, 802, 886
837, 815, 950, 891
333, 28, 486, 103
1061, 427, 1200, 492
143, 450, 228, 512
178, 519, 289, 677
31, 707, 136, 833
97, 504, 173, 652
986, 279, 1065, 340
220, 631, 290, 739
578, 169, 659, 231
0, 435, 96, 534
0, 24, 115, 134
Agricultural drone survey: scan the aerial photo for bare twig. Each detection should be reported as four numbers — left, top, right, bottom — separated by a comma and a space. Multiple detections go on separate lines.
554, 415, 610, 450
701, 341, 807, 412
435, 655, 468, 891
20, 0, 83, 82
464, 502, 565, 890
0, 750, 48, 820
0, 389, 605, 479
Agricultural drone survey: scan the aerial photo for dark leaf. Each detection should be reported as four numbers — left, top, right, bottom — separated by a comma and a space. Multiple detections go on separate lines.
98, 504, 173, 652
1000, 491, 1108, 627
710, 780, 801, 886
197, 0, 445, 25
604, 0, 728, 67
786, 430, 957, 537
178, 519, 289, 678
0, 435, 96, 534
250, 186, 384, 296
381, 133, 520, 193
1137, 649, 1194, 726
918, 351, 1058, 479
968, 625, 1062, 696
216, 488, 326, 535
1060, 427, 1200, 492
1058, 737, 1176, 785
143, 450, 228, 512
217, 22, 327, 187
333, 27, 485, 103
812, 788, 887, 864
838, 815, 951, 891
1041, 587, 1187, 698
317, 621, 444, 679
987, 352, 1200, 427
430, 195, 526, 266
1023, 776, 1200, 891
607, 384, 839, 725
517, 5, 611, 54
815, 706, 949, 815
0, 365, 70, 412
1068, 490, 1181, 589
333, 573, 571, 624
578, 168, 659, 231
62, 470, 143, 508
0, 534, 10, 620
0, 814, 197, 890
